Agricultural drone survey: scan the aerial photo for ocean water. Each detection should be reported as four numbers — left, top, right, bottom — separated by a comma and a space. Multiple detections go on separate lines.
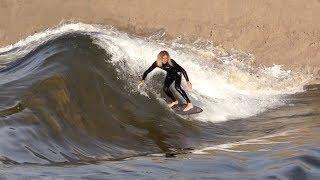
0, 23, 319, 179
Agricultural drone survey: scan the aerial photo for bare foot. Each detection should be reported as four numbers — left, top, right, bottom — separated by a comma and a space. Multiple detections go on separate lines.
168, 101, 178, 108
183, 103, 193, 111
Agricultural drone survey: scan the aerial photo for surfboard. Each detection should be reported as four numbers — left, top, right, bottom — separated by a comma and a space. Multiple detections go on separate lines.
171, 104, 203, 115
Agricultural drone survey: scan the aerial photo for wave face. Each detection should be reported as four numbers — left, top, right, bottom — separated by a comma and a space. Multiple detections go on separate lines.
0, 23, 313, 164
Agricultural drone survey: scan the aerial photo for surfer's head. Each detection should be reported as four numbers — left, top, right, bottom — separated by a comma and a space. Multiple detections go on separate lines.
156, 50, 172, 67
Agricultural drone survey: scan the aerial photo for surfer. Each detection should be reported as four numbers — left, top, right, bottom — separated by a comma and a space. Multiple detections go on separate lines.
138, 50, 193, 111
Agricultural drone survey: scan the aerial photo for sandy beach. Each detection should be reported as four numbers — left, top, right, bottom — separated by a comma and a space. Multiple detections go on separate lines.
0, 0, 319, 80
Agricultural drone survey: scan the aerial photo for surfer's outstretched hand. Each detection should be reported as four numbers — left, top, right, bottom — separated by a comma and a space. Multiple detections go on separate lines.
138, 80, 145, 89
187, 81, 192, 90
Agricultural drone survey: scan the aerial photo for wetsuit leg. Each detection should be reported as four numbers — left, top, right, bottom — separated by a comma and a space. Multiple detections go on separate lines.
163, 74, 176, 101
174, 74, 191, 103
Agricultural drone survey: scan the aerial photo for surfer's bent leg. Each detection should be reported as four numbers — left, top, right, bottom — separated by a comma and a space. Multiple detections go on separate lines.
163, 75, 176, 101
174, 74, 191, 103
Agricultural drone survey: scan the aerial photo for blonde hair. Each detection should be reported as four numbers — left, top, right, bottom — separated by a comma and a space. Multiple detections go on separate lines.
156, 50, 173, 67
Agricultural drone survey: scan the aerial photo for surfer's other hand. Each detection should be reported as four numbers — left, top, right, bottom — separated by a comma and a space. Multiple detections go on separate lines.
138, 80, 145, 89
187, 81, 192, 90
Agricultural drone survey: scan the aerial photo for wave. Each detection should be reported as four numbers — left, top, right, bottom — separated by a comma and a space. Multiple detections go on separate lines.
0, 23, 313, 164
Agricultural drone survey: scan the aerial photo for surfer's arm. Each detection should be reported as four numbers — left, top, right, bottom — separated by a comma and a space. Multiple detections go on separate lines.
142, 61, 157, 80
172, 60, 189, 81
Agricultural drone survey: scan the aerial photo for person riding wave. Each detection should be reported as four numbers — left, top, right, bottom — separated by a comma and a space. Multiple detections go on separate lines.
138, 50, 194, 111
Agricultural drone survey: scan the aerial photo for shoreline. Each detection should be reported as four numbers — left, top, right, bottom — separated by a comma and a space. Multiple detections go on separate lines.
0, 0, 319, 82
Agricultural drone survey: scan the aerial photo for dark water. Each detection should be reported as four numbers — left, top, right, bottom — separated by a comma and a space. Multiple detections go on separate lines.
0, 33, 319, 179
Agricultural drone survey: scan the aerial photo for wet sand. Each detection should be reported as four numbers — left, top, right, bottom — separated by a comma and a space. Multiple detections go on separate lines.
0, 0, 319, 80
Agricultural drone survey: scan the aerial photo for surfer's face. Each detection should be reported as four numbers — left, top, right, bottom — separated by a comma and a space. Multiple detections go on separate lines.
161, 55, 169, 64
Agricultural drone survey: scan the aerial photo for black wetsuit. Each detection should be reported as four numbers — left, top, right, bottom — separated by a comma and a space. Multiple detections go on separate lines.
141, 59, 191, 103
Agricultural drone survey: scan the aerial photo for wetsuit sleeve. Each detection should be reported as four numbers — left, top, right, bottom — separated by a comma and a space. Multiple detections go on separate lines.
172, 60, 190, 81
142, 61, 157, 80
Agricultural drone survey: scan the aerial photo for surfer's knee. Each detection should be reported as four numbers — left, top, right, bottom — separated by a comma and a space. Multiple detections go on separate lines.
174, 85, 182, 92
